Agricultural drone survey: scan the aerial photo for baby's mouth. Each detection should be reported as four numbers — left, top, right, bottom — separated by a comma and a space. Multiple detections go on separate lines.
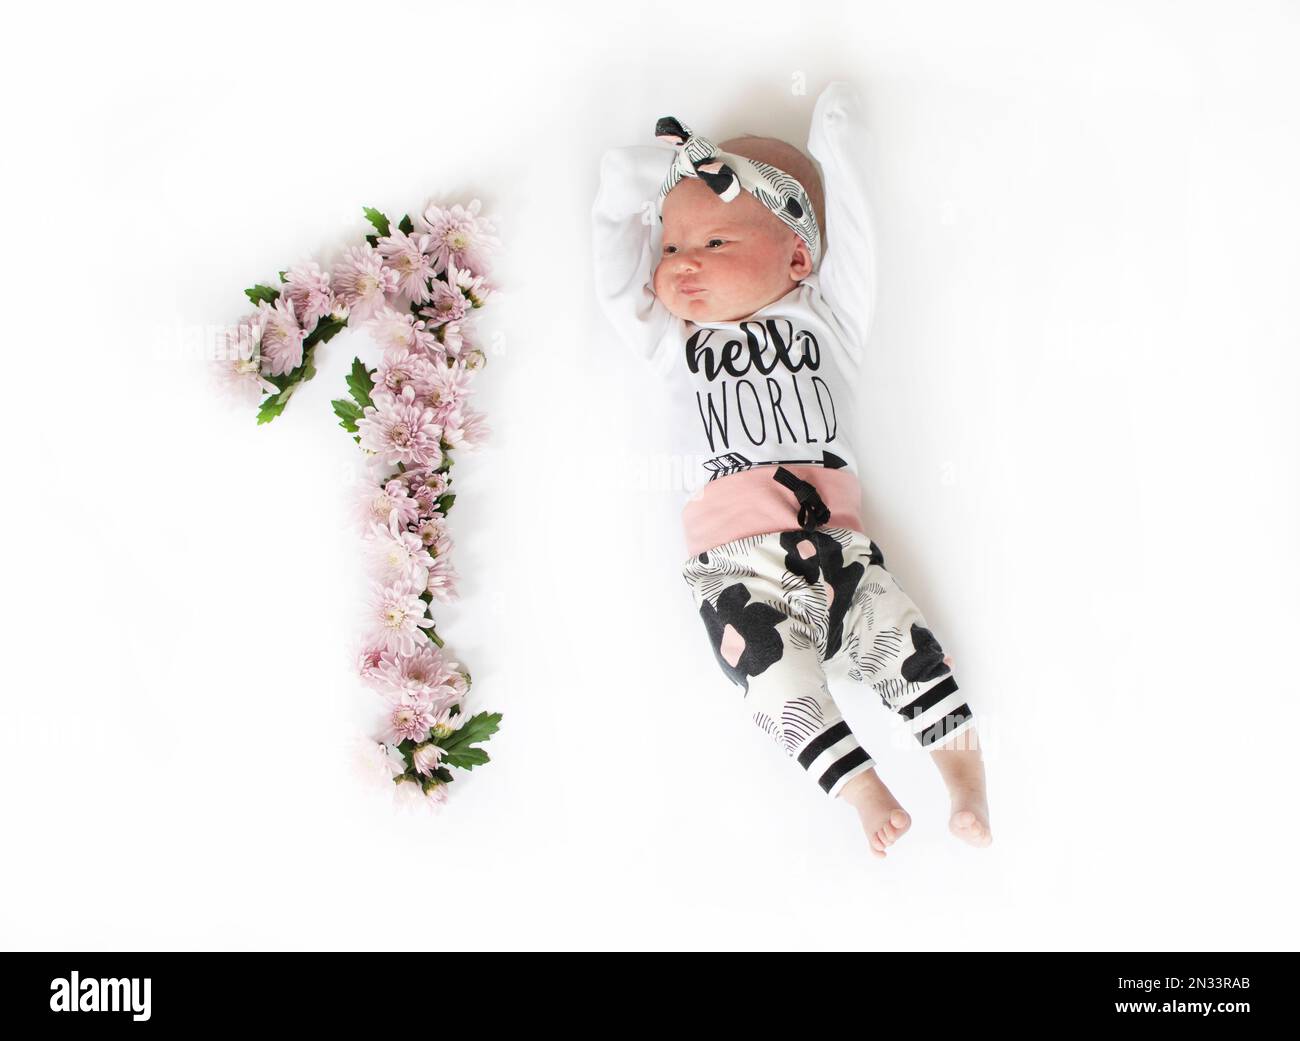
678, 285, 706, 296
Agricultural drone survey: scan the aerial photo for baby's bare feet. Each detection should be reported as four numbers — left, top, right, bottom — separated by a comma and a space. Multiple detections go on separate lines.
929, 735, 993, 849
838, 769, 911, 858
947, 784, 992, 847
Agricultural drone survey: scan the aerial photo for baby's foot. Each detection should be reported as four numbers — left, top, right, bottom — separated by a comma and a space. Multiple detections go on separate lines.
948, 785, 992, 848
838, 769, 911, 859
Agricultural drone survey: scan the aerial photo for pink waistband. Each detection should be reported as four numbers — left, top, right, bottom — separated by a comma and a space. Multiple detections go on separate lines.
682, 465, 866, 557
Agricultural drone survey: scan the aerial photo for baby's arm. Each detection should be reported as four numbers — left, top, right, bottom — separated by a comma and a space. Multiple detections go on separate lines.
591, 145, 677, 365
807, 81, 878, 358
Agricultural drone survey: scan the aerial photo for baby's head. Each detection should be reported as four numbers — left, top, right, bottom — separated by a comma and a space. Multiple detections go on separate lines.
653, 134, 826, 324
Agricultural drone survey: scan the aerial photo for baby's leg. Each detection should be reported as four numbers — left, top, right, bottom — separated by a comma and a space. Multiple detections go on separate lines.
929, 730, 992, 848
835, 533, 992, 848
682, 532, 910, 858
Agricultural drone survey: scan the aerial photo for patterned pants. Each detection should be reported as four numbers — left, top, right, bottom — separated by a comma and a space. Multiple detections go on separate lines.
680, 472, 974, 799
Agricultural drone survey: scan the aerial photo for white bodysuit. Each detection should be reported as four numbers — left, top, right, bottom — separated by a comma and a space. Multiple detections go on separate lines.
591, 81, 878, 543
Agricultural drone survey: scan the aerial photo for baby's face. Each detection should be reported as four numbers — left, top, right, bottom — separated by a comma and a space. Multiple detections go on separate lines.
653, 178, 813, 323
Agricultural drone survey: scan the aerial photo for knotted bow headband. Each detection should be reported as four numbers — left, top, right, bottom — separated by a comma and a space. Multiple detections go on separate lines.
653, 115, 822, 266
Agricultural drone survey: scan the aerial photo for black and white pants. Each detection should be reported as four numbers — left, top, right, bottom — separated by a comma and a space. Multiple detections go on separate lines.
680, 517, 973, 800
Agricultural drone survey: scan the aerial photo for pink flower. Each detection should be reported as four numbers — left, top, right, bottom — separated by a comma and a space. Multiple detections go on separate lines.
412, 742, 443, 776
356, 479, 420, 533
377, 226, 437, 303
331, 244, 400, 322
214, 310, 279, 404
366, 577, 435, 656
366, 517, 435, 586
392, 776, 446, 812
352, 738, 408, 787
416, 517, 451, 554
356, 384, 444, 468
453, 264, 493, 307
358, 645, 388, 688
418, 198, 499, 276
377, 642, 461, 701
381, 691, 440, 744
366, 306, 438, 355
444, 405, 491, 452
418, 278, 469, 328
373, 346, 437, 403
258, 296, 306, 377
281, 262, 335, 332
423, 359, 474, 416
426, 554, 459, 603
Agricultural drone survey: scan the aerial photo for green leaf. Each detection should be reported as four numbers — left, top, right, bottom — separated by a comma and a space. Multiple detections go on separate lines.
278, 270, 288, 283
438, 711, 502, 754
346, 357, 375, 410
256, 391, 289, 425
331, 398, 363, 433
363, 206, 391, 237
304, 316, 346, 350
398, 214, 414, 235
436, 493, 455, 515
244, 283, 280, 306
442, 747, 490, 770
433, 767, 453, 784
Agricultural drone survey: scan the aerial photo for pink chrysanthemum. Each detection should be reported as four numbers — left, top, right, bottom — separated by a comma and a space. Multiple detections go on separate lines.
352, 738, 408, 787
392, 775, 447, 812
444, 405, 491, 452
281, 262, 336, 332
438, 323, 465, 358
356, 479, 421, 533
412, 742, 443, 776
357, 645, 389, 688
356, 384, 444, 468
382, 691, 440, 745
258, 295, 307, 377
373, 346, 437, 403
453, 264, 494, 307
366, 577, 435, 656
331, 244, 400, 323
214, 310, 279, 404
416, 517, 452, 554
418, 278, 469, 328
366, 517, 435, 587
425, 554, 459, 603
376, 642, 460, 702
377, 226, 437, 303
366, 305, 438, 356
418, 198, 500, 276
423, 359, 474, 415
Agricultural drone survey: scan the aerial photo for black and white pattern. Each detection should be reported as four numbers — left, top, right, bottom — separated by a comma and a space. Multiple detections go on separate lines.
654, 115, 823, 266
680, 525, 975, 798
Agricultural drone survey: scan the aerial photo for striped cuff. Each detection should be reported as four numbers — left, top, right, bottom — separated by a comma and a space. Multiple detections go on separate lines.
796, 720, 877, 798
897, 675, 975, 748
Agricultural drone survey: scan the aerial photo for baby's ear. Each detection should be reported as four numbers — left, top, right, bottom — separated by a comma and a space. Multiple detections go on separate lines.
788, 233, 814, 281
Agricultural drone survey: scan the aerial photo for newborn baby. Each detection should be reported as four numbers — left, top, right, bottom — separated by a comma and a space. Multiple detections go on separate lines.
592, 82, 991, 856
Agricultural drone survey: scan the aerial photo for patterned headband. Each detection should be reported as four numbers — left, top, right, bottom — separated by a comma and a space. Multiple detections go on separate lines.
654, 115, 822, 266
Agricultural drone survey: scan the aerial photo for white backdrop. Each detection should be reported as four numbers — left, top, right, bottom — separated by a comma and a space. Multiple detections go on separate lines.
4, 0, 1297, 950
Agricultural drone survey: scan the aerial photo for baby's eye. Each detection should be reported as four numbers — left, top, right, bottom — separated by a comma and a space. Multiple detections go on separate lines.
663, 244, 678, 254
707, 238, 725, 248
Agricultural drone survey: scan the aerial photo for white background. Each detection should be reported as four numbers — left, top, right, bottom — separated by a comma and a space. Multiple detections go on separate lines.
3, 0, 1297, 950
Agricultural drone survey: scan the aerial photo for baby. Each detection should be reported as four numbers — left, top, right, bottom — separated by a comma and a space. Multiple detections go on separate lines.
592, 82, 991, 856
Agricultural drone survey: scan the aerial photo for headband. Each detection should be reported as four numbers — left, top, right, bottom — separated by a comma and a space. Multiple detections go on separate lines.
653, 115, 822, 266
